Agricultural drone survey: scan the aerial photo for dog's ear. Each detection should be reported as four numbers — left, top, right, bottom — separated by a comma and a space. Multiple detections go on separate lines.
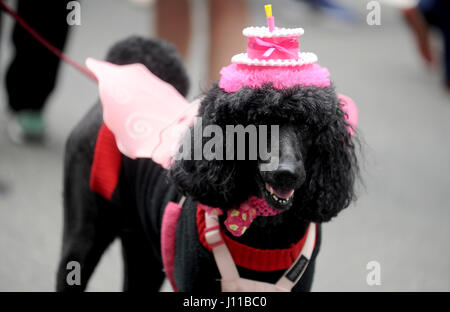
338, 94, 358, 136
299, 101, 359, 222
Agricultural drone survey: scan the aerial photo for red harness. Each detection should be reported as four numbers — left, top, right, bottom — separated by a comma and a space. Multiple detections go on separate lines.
196, 205, 311, 272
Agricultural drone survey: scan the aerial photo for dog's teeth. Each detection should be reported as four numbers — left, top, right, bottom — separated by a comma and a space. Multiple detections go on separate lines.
266, 185, 294, 205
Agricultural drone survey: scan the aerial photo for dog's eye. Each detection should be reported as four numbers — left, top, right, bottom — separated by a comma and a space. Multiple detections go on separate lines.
299, 124, 309, 133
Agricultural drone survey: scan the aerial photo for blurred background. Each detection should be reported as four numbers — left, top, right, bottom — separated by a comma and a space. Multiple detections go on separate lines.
0, 0, 449, 291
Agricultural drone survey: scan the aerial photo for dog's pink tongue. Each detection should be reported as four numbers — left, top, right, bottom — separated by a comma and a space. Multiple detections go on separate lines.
265, 183, 294, 199
273, 188, 294, 199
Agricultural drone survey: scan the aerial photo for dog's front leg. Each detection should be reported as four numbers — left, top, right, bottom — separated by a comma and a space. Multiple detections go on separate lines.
171, 200, 221, 292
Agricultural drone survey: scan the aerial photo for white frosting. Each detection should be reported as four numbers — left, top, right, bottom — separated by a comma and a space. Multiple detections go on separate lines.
231, 52, 318, 67
242, 26, 304, 38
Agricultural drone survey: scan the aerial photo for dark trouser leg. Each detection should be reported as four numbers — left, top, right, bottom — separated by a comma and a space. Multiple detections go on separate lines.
419, 0, 450, 83
6, 0, 70, 113
418, 0, 440, 30
443, 29, 450, 85
437, 2, 450, 83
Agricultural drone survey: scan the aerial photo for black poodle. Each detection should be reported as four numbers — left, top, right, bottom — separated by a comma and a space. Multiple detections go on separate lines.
56, 36, 359, 292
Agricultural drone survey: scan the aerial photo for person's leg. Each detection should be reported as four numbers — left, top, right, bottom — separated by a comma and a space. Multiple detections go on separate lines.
440, 14, 450, 89
208, 0, 248, 84
444, 29, 450, 89
5, 0, 70, 142
418, 0, 450, 88
432, 0, 450, 88
6, 0, 70, 113
417, 0, 438, 15
155, 0, 191, 61
403, 0, 436, 66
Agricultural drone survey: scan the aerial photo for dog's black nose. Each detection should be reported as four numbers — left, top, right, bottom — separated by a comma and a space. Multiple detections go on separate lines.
270, 162, 306, 189
273, 165, 298, 184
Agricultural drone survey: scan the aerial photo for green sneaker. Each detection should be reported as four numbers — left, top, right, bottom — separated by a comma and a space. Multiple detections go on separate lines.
7, 110, 46, 144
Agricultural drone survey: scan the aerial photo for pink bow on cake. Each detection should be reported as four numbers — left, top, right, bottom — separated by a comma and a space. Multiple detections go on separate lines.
248, 37, 299, 60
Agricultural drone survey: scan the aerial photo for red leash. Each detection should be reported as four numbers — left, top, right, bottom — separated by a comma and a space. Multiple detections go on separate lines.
0, 0, 97, 82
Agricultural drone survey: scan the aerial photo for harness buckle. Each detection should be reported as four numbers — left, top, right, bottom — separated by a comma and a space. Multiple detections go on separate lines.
204, 225, 225, 248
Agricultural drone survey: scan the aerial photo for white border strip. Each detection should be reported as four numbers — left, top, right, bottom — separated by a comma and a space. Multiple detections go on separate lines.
243, 26, 304, 38
231, 52, 318, 67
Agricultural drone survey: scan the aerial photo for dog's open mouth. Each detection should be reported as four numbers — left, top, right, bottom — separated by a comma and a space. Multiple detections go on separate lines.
264, 183, 294, 207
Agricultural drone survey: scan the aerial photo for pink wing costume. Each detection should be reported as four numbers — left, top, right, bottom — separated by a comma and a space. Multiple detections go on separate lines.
86, 57, 200, 169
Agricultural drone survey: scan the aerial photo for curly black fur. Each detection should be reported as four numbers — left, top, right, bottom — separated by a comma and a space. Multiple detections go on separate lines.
106, 36, 189, 97
170, 83, 359, 223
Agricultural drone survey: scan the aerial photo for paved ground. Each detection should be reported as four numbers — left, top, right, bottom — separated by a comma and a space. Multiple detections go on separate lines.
0, 0, 449, 292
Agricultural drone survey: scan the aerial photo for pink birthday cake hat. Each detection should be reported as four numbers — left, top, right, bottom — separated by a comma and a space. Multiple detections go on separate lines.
219, 4, 331, 93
